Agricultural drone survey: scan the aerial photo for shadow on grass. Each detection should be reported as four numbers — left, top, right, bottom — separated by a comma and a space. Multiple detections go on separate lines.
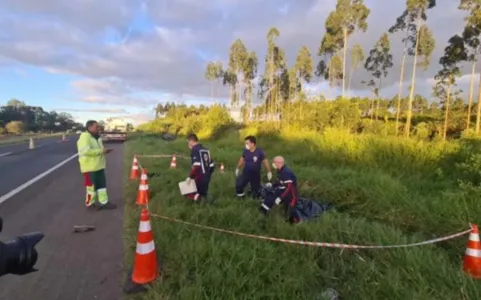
147, 172, 161, 178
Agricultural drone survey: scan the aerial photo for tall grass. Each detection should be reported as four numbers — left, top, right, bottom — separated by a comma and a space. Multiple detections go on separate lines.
123, 126, 481, 300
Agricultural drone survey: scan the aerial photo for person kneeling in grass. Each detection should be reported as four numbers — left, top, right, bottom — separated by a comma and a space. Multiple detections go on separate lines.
259, 156, 300, 224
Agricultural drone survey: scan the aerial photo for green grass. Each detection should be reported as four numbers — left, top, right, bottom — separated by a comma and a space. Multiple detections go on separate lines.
123, 128, 481, 300
0, 132, 68, 146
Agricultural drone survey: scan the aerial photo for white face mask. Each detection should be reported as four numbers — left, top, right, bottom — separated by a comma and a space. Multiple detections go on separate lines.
272, 163, 277, 170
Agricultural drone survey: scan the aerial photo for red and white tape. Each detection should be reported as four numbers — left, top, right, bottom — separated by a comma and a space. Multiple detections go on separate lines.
135, 154, 225, 168
136, 154, 188, 159
150, 213, 471, 249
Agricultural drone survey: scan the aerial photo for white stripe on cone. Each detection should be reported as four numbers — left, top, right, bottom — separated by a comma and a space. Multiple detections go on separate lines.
466, 248, 481, 257
139, 221, 151, 233
136, 240, 155, 255
469, 233, 480, 242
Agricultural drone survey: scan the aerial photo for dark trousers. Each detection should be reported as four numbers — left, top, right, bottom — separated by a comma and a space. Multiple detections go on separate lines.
260, 189, 299, 221
186, 176, 210, 201
236, 171, 261, 198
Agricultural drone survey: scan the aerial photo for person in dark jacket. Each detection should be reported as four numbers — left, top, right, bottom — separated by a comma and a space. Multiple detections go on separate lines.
185, 133, 215, 201
259, 156, 300, 223
235, 135, 272, 198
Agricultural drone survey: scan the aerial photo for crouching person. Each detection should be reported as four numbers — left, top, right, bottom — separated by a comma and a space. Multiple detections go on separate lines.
259, 156, 300, 224
185, 133, 215, 201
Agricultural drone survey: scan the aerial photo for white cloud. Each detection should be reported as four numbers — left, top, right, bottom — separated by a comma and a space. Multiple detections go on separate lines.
0, 0, 471, 114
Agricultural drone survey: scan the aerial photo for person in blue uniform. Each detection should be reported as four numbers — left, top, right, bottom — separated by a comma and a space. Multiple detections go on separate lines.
185, 133, 215, 201
259, 156, 300, 223
235, 135, 272, 198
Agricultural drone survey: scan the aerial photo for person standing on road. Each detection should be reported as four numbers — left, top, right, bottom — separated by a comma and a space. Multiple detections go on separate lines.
77, 120, 116, 210
185, 133, 215, 201
235, 135, 272, 199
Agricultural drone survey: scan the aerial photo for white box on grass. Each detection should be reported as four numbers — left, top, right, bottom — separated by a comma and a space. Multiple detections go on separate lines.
178, 179, 197, 195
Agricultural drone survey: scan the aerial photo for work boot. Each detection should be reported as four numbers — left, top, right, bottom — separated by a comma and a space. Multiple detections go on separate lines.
86, 202, 100, 211
97, 202, 117, 210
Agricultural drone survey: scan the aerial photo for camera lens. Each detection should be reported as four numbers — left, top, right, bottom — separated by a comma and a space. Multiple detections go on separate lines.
0, 232, 44, 276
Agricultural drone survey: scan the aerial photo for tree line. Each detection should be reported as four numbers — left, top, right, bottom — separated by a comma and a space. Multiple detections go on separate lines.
202, 0, 481, 139
0, 99, 82, 134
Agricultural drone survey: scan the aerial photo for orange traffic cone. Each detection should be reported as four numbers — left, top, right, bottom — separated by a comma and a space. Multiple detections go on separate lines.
463, 224, 481, 279
170, 155, 177, 169
136, 169, 150, 206
61, 134, 67, 142
130, 156, 140, 180
124, 208, 160, 293
220, 163, 224, 173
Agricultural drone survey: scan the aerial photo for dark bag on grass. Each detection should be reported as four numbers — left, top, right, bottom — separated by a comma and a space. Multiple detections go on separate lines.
294, 198, 333, 223
259, 184, 333, 223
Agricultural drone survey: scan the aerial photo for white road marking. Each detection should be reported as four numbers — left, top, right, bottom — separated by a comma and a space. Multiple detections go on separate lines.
0, 153, 79, 205
0, 152, 12, 157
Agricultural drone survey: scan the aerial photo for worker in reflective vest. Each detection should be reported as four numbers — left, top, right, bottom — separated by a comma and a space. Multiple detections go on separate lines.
77, 120, 116, 210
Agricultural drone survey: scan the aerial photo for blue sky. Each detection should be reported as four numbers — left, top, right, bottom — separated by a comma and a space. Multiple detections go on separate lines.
0, 0, 468, 124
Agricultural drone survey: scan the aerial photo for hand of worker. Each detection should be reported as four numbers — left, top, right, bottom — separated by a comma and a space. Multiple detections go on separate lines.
103, 148, 113, 154
267, 172, 272, 181
275, 197, 281, 205
235, 168, 240, 177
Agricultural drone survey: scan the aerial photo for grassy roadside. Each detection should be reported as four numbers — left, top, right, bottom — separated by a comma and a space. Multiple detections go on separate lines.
0, 133, 69, 147
123, 130, 481, 299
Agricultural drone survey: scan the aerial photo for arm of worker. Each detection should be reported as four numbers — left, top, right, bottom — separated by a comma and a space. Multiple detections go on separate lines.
188, 149, 201, 180
77, 135, 105, 157
275, 172, 295, 207
279, 181, 295, 207
235, 156, 245, 177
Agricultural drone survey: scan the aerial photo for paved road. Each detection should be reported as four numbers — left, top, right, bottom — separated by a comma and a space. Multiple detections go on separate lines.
0, 138, 125, 300
0, 137, 77, 197
0, 135, 68, 155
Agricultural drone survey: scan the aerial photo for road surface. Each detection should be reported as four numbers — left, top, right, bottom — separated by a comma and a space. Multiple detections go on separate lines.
0, 135, 65, 152
0, 136, 125, 300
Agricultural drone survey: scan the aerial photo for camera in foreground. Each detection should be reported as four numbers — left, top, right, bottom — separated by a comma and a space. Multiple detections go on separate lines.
0, 217, 44, 277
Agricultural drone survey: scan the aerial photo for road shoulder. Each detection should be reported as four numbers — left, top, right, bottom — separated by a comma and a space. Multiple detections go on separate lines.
0, 143, 125, 300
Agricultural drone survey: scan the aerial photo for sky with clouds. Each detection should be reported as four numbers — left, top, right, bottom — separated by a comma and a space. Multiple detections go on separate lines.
0, 0, 471, 124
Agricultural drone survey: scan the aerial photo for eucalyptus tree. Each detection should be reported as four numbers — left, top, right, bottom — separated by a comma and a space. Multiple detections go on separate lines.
389, 0, 436, 136
228, 39, 248, 107
242, 52, 258, 122
433, 34, 466, 140
261, 27, 286, 118
323, 0, 370, 98
459, 0, 481, 132
348, 44, 365, 93
364, 33, 394, 120
204, 62, 216, 101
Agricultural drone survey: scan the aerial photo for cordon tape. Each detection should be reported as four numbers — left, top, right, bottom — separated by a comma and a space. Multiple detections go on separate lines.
150, 213, 471, 249
135, 154, 472, 250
